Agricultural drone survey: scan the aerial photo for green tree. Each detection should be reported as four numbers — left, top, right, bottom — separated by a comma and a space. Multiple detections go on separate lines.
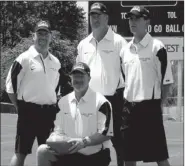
1, 1, 86, 48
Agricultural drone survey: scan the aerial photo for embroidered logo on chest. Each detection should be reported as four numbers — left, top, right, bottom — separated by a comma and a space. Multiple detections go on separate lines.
50, 67, 57, 71
102, 50, 114, 54
139, 57, 151, 62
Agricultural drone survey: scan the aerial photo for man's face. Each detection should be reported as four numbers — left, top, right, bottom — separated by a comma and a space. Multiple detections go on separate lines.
71, 71, 90, 92
128, 15, 149, 35
90, 12, 108, 30
33, 29, 51, 49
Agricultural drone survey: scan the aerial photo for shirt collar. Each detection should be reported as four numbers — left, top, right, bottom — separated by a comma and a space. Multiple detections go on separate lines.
130, 33, 152, 48
139, 33, 152, 47
29, 45, 52, 60
88, 27, 114, 43
69, 88, 93, 103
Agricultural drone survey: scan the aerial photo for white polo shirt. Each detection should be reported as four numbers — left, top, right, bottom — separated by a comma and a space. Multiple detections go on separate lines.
55, 88, 113, 155
6, 45, 61, 105
77, 27, 127, 96
120, 33, 173, 102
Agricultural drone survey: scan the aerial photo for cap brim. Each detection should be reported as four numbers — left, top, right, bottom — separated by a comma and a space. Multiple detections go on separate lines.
89, 9, 105, 15
70, 69, 87, 75
125, 11, 142, 19
35, 27, 50, 33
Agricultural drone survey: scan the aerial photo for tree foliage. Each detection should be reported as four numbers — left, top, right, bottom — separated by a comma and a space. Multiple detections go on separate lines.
1, 1, 86, 48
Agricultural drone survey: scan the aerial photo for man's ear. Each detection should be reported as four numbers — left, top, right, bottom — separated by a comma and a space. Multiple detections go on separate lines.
88, 75, 91, 81
106, 14, 109, 24
32, 32, 36, 41
147, 19, 150, 24
146, 19, 150, 30
146, 19, 150, 26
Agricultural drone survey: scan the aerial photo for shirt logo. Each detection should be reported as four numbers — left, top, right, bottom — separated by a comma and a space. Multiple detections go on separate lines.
50, 67, 57, 71
102, 50, 114, 54
81, 113, 93, 117
139, 57, 151, 62
30, 66, 36, 71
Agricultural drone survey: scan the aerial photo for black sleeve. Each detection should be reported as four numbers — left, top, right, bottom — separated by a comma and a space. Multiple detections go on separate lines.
55, 68, 73, 97
11, 61, 23, 93
156, 47, 167, 82
98, 102, 112, 136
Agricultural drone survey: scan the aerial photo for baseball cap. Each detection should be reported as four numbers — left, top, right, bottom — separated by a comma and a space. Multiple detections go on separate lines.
35, 20, 51, 33
70, 62, 90, 75
125, 6, 150, 19
89, 2, 108, 15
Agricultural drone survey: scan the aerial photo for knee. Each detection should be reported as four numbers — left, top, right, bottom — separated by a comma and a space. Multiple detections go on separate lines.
37, 144, 58, 166
37, 144, 49, 158
14, 153, 26, 159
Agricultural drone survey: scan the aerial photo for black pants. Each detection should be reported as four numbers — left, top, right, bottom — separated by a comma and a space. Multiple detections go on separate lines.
15, 100, 58, 154
54, 148, 111, 166
105, 92, 124, 166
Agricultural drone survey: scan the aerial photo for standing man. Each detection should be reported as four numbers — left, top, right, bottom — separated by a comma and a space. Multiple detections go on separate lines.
6, 20, 62, 166
77, 3, 127, 166
120, 6, 172, 166
37, 62, 113, 166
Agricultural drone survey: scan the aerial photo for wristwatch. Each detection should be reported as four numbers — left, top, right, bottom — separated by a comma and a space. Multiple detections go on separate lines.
82, 137, 90, 148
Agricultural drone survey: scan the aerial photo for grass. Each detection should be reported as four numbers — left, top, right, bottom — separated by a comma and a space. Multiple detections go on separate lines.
1, 113, 184, 166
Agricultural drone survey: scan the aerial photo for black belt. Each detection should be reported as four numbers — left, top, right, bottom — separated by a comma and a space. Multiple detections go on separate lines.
18, 100, 57, 109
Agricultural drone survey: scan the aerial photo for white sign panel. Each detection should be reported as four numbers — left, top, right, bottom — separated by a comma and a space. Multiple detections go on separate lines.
158, 37, 184, 60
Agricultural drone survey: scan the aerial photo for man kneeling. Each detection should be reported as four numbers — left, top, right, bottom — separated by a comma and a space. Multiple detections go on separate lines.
37, 62, 113, 166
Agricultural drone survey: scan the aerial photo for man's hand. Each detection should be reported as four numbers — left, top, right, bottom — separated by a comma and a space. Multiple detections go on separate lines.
67, 138, 85, 154
161, 84, 171, 102
14, 105, 18, 113
47, 145, 60, 156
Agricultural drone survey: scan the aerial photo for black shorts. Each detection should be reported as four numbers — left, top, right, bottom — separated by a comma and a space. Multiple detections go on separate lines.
15, 101, 58, 155
54, 148, 111, 166
121, 99, 169, 162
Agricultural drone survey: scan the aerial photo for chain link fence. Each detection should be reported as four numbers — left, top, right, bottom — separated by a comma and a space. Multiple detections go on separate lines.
163, 60, 184, 122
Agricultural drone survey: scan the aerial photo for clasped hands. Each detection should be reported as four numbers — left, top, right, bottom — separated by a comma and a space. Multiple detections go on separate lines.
47, 137, 86, 155
67, 138, 85, 154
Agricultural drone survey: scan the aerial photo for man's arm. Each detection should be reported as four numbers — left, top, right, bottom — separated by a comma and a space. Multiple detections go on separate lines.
56, 68, 73, 98
156, 47, 173, 104
161, 84, 171, 102
116, 37, 127, 90
76, 40, 83, 63
6, 59, 24, 110
7, 93, 18, 111
68, 101, 113, 153
84, 101, 113, 146
82, 133, 111, 147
